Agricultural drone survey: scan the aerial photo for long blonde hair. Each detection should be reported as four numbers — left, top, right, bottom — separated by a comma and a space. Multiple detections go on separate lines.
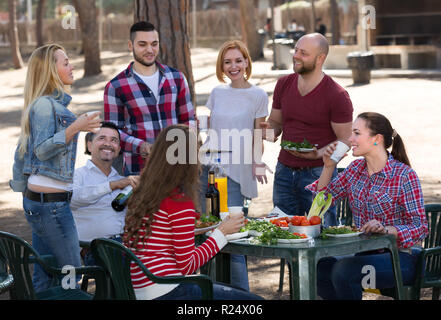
18, 44, 67, 157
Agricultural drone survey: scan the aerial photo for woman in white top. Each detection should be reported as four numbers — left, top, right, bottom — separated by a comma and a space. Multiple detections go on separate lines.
199, 40, 270, 291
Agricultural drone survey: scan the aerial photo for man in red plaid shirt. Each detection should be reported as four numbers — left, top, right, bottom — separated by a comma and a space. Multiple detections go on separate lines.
104, 21, 195, 175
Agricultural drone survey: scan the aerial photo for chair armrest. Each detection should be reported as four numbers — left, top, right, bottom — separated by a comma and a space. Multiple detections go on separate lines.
137, 262, 213, 299
28, 254, 108, 298
421, 246, 441, 258
29, 254, 57, 268
49, 265, 108, 299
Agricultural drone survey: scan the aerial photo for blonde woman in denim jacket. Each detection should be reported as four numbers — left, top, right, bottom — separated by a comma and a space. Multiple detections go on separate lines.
9, 44, 101, 292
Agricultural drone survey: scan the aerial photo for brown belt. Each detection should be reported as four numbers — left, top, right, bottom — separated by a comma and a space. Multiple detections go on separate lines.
287, 166, 315, 171
24, 189, 72, 203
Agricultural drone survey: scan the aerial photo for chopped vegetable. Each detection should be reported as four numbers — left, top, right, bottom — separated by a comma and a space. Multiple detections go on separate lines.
320, 225, 360, 239
307, 191, 332, 220
280, 138, 313, 150
240, 219, 277, 233
257, 228, 307, 245
195, 215, 221, 228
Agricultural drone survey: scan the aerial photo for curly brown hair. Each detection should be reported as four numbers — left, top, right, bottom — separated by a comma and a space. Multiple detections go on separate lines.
123, 124, 201, 249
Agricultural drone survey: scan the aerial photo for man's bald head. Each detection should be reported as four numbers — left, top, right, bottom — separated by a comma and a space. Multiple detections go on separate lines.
299, 33, 329, 56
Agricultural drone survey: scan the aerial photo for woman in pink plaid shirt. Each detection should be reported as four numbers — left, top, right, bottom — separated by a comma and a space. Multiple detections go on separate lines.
307, 112, 428, 299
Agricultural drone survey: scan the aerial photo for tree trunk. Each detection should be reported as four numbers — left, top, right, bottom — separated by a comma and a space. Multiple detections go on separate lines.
309, 0, 316, 33
238, 0, 261, 61
36, 0, 46, 48
73, 0, 102, 77
330, 0, 340, 45
134, 0, 196, 106
8, 0, 24, 69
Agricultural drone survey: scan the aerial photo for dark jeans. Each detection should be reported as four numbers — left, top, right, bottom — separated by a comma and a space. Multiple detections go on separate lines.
154, 282, 264, 300
317, 249, 421, 300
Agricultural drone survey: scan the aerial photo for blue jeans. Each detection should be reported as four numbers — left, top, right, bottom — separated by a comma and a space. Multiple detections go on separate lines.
23, 197, 82, 292
199, 165, 249, 291
273, 162, 337, 227
317, 249, 420, 300
154, 282, 263, 300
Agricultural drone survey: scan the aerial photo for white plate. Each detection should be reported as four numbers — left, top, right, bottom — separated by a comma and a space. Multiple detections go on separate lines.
277, 236, 311, 244
194, 222, 221, 233
283, 146, 315, 153
326, 231, 363, 238
226, 231, 249, 241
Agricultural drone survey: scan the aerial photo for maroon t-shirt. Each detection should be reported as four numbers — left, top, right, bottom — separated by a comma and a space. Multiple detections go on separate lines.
272, 73, 353, 168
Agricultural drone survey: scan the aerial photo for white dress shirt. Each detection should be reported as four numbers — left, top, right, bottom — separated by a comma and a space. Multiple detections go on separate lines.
70, 160, 126, 242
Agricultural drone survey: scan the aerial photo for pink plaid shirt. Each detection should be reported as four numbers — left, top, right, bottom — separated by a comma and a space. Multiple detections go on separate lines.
104, 62, 195, 175
306, 155, 428, 249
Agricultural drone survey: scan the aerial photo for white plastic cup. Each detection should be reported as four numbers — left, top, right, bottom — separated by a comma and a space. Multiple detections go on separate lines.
229, 206, 244, 218
330, 141, 350, 163
198, 115, 208, 131
86, 110, 101, 118
220, 212, 229, 220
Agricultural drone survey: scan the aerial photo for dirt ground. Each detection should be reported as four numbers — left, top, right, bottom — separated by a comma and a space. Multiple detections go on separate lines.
0, 48, 440, 300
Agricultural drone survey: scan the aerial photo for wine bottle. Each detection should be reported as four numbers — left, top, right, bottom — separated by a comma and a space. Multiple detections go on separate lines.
205, 171, 220, 218
111, 185, 133, 212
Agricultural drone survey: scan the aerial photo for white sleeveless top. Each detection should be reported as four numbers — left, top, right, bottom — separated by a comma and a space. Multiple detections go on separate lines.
28, 174, 72, 191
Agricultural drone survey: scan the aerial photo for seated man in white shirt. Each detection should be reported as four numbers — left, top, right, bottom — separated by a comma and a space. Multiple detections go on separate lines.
70, 122, 139, 265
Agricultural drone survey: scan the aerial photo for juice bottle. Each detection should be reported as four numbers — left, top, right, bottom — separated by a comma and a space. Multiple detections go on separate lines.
210, 157, 228, 213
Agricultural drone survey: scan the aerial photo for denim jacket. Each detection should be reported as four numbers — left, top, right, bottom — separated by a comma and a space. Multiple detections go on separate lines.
9, 92, 78, 192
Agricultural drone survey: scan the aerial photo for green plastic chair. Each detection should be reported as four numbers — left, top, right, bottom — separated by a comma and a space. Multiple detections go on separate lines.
0, 250, 14, 298
380, 203, 441, 300
90, 238, 214, 300
0, 231, 107, 300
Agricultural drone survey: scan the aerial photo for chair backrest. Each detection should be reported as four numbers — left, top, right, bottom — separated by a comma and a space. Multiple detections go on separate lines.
90, 238, 139, 299
423, 203, 441, 275
0, 249, 14, 295
0, 231, 38, 299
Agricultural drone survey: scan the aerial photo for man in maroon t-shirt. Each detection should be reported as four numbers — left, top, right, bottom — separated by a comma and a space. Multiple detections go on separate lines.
262, 33, 353, 226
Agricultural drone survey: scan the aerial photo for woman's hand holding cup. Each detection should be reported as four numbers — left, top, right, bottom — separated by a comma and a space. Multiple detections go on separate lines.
75, 111, 102, 133
218, 207, 245, 236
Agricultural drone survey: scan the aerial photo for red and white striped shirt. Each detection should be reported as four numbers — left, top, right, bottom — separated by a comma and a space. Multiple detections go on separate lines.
126, 193, 227, 299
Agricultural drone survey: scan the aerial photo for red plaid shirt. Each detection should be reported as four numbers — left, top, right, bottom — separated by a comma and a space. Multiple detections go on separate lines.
104, 62, 195, 174
306, 155, 428, 249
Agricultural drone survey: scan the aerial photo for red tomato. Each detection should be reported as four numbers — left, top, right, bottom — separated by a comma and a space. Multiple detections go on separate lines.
300, 220, 311, 226
290, 216, 302, 226
195, 212, 201, 220
279, 220, 288, 227
309, 216, 322, 225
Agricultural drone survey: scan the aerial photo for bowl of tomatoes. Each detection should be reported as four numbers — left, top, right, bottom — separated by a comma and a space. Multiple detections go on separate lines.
288, 215, 322, 238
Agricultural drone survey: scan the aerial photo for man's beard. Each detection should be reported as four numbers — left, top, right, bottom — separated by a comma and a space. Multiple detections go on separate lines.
133, 50, 156, 67
294, 58, 317, 75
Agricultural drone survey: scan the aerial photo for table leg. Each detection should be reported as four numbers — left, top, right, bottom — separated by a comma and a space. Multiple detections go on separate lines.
290, 251, 317, 300
216, 252, 231, 284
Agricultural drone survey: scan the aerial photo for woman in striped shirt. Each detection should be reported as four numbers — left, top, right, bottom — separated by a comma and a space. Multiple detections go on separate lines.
123, 124, 263, 300
307, 112, 428, 299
